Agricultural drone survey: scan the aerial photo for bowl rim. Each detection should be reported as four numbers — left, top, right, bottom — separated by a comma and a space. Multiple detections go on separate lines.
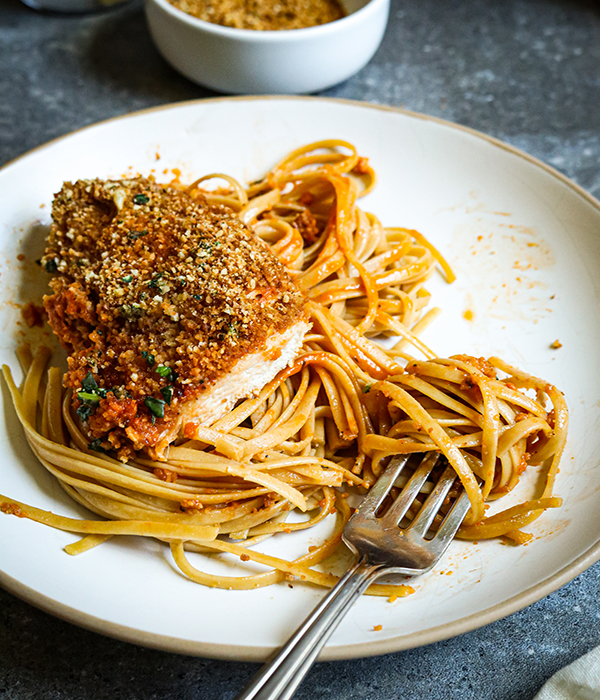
146, 0, 389, 42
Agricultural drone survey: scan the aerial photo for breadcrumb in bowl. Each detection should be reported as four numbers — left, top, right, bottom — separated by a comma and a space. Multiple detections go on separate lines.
168, 0, 346, 31
144, 0, 390, 94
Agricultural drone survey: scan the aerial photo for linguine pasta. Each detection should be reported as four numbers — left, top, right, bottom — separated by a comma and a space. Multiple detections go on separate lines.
0, 141, 568, 595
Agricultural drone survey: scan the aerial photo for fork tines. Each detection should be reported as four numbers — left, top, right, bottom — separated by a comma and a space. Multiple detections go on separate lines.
359, 453, 471, 546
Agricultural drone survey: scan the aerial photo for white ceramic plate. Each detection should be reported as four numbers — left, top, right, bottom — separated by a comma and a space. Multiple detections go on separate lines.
1, 97, 599, 661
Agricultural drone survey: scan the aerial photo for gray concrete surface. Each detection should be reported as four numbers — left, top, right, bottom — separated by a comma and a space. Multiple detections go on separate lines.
1, 0, 600, 697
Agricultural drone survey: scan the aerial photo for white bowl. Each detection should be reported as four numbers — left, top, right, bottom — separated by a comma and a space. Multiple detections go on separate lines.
144, 0, 390, 94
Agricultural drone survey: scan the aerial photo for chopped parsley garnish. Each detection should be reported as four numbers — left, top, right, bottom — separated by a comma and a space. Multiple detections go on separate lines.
227, 322, 239, 338
44, 258, 58, 273
122, 274, 133, 284
80, 372, 106, 397
141, 351, 155, 366
192, 294, 201, 300
88, 438, 107, 454
133, 194, 149, 205
112, 386, 131, 400
362, 384, 372, 394
148, 273, 169, 294
155, 365, 173, 380
76, 404, 92, 422
81, 372, 98, 393
77, 373, 107, 415
144, 396, 165, 418
127, 229, 148, 241
77, 391, 101, 405
118, 303, 144, 320
160, 386, 174, 405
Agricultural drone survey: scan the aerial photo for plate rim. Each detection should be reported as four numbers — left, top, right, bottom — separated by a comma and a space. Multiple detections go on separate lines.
1, 94, 599, 662
2, 538, 600, 661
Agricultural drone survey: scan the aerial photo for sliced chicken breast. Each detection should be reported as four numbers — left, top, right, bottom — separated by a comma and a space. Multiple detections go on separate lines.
42, 177, 309, 460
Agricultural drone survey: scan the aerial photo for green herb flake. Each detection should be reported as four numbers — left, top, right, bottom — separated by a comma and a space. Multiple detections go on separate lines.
79, 372, 107, 400
148, 272, 164, 283
155, 365, 172, 380
141, 351, 155, 366
118, 303, 144, 320
160, 386, 174, 405
147, 273, 169, 294
81, 372, 99, 393
88, 438, 107, 454
227, 322, 239, 338
44, 258, 58, 273
77, 391, 101, 405
133, 194, 149, 205
76, 404, 92, 422
362, 384, 372, 394
122, 274, 133, 284
127, 229, 148, 241
192, 294, 201, 300
112, 386, 131, 400
144, 396, 165, 418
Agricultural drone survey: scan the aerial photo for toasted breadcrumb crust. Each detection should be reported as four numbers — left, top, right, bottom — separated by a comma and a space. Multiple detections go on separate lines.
42, 177, 307, 458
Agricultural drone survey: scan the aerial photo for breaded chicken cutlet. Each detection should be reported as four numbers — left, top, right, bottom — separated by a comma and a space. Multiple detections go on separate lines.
42, 177, 310, 461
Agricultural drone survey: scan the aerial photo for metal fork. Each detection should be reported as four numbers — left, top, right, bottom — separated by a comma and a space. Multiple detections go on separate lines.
235, 452, 472, 700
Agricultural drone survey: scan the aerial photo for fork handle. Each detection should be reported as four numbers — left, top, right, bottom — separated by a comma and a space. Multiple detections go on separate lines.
235, 557, 385, 700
